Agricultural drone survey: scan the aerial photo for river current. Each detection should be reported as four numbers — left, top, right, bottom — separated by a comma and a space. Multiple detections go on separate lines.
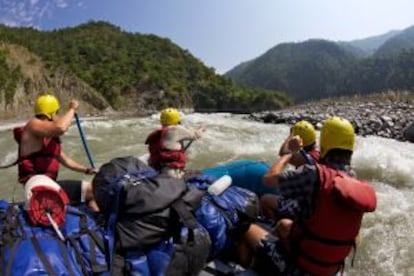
1, 113, 413, 275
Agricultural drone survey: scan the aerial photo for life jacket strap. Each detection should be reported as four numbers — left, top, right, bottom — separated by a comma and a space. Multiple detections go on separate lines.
302, 227, 356, 246
299, 250, 345, 267
291, 224, 356, 272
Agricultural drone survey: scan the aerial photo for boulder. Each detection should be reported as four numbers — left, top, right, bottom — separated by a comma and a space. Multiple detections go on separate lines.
403, 122, 414, 142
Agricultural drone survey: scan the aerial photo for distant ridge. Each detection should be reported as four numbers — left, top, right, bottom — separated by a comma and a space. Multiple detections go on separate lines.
227, 25, 414, 103
340, 30, 401, 56
375, 26, 414, 56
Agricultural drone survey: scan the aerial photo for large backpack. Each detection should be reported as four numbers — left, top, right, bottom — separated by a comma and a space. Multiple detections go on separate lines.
0, 200, 108, 276
187, 175, 260, 258
92, 156, 211, 276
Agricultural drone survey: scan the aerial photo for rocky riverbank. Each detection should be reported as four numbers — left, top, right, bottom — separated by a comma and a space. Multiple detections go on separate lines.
247, 95, 414, 142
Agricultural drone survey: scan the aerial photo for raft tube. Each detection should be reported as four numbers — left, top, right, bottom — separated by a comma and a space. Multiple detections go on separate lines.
203, 160, 278, 197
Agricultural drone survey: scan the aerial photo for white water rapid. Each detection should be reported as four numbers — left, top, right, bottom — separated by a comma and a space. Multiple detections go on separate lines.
1, 113, 414, 275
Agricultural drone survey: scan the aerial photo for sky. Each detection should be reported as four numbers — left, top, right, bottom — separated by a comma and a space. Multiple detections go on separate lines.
0, 0, 413, 73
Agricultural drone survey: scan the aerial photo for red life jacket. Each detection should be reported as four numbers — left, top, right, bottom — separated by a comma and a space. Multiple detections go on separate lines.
145, 127, 186, 170
288, 164, 377, 276
14, 127, 61, 184
307, 148, 320, 163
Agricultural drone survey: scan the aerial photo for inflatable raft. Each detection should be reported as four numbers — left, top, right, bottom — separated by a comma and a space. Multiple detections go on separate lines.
0, 158, 271, 276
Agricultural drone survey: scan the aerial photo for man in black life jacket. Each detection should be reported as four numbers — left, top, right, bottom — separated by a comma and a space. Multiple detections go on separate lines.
145, 108, 205, 179
14, 94, 98, 210
237, 116, 377, 276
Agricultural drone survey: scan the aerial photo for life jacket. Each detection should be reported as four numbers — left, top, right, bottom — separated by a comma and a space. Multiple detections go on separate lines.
0, 200, 108, 276
288, 164, 377, 276
306, 148, 320, 163
13, 127, 61, 183
187, 174, 259, 258
145, 127, 186, 170
92, 156, 211, 275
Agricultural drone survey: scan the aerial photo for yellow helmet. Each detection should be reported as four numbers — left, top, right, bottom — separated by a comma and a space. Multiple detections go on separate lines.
34, 94, 60, 120
160, 108, 180, 126
320, 116, 355, 158
291, 120, 316, 147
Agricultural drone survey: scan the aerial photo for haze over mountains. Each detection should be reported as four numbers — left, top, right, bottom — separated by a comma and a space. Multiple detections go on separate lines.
227, 25, 414, 102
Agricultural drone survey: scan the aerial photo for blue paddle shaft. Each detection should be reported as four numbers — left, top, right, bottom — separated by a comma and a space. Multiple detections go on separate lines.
300, 149, 314, 165
74, 113, 95, 168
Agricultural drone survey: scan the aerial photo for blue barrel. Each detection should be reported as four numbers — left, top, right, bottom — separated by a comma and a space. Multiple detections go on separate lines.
203, 160, 278, 197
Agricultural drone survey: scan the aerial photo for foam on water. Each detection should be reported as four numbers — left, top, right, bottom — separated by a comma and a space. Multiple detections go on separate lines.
353, 136, 414, 188
0, 114, 413, 275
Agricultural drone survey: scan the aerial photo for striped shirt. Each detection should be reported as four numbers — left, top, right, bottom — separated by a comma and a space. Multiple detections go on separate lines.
276, 164, 319, 220
276, 162, 355, 220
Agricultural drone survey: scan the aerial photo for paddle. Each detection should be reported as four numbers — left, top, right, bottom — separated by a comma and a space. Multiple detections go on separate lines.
74, 113, 95, 168
300, 149, 315, 165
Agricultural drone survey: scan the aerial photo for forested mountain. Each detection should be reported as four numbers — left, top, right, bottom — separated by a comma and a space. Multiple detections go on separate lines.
227, 40, 358, 102
227, 26, 414, 103
0, 21, 290, 119
0, 43, 109, 119
340, 30, 401, 56
375, 26, 414, 56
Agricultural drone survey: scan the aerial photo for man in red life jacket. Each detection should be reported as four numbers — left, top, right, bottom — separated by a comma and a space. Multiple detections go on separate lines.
145, 108, 205, 179
237, 116, 377, 276
260, 120, 321, 221
14, 94, 98, 210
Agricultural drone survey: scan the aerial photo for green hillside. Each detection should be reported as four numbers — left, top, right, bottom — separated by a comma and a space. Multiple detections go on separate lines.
227, 40, 357, 102
0, 42, 111, 119
340, 30, 401, 56
227, 38, 414, 102
0, 21, 291, 114
375, 26, 414, 56
0, 48, 22, 106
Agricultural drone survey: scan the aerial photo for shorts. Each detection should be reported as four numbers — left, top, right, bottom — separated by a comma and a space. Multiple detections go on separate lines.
253, 234, 308, 276
275, 197, 301, 220
57, 180, 88, 204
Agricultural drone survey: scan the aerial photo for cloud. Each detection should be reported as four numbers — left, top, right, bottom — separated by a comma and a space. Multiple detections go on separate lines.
0, 18, 19, 27
56, 0, 68, 8
0, 0, 75, 28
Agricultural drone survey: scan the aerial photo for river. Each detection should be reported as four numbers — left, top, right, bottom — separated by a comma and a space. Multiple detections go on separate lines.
1, 113, 413, 275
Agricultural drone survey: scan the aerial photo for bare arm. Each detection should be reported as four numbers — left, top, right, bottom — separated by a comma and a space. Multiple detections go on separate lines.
263, 154, 293, 187
163, 125, 206, 151
26, 100, 79, 138
176, 125, 205, 141
279, 135, 305, 167
289, 153, 306, 167
57, 151, 95, 174
279, 135, 293, 156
